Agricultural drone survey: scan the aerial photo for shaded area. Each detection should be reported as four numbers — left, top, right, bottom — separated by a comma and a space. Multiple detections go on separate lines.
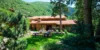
62, 35, 96, 50
43, 33, 97, 50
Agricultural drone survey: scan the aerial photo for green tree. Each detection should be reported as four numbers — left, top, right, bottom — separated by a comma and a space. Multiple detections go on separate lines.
83, 0, 94, 36
0, 8, 29, 50
51, 0, 68, 32
93, 1, 100, 37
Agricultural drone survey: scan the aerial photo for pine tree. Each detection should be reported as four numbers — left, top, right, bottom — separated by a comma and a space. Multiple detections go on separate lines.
0, 8, 29, 49
51, 0, 68, 32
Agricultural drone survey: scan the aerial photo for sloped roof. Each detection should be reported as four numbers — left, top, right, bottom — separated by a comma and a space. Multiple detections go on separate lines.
30, 20, 76, 25
29, 16, 66, 21
56, 20, 76, 25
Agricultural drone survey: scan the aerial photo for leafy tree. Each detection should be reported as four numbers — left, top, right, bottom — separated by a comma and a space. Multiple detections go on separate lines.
0, 8, 29, 50
92, 0, 100, 37
74, 0, 96, 36
75, 0, 83, 21
51, 0, 68, 32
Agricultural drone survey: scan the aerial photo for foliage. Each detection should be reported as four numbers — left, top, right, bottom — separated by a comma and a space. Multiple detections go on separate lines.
92, 1, 100, 35
0, 0, 75, 17
74, 0, 83, 21
70, 21, 84, 34
51, 0, 68, 16
3, 39, 27, 50
0, 8, 29, 49
0, 0, 53, 16
1, 12, 29, 39
24, 2, 53, 16
60, 33, 95, 50
43, 43, 67, 50
43, 32, 96, 50
0, 0, 99, 50
62, 35, 95, 47
72, 0, 100, 36
15, 40, 27, 50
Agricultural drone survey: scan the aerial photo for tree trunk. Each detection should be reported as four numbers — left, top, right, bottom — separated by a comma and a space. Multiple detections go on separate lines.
59, 0, 62, 32
83, 0, 94, 37
59, 4, 62, 32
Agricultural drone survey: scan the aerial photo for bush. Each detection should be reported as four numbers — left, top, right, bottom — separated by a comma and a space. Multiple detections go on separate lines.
43, 43, 67, 50
15, 40, 28, 50
62, 35, 96, 50
70, 21, 84, 34
4, 39, 27, 50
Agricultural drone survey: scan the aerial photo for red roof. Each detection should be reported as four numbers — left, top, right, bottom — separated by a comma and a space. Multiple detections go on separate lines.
29, 16, 76, 25
29, 16, 66, 21
30, 20, 76, 25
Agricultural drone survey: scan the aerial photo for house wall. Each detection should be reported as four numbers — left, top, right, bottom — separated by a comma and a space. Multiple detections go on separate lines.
30, 24, 73, 31
32, 24, 47, 31
41, 25, 46, 30
36, 24, 41, 30
31, 24, 56, 31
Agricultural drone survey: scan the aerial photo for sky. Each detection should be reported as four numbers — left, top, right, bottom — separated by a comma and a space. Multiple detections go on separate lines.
23, 0, 75, 8
23, 0, 50, 2
68, 2, 76, 8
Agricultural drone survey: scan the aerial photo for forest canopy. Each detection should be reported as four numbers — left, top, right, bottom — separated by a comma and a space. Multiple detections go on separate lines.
0, 0, 75, 17
0, 0, 53, 17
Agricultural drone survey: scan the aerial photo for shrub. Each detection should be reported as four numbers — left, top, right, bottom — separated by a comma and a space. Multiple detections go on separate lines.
43, 43, 67, 50
15, 40, 28, 50
4, 39, 27, 50
62, 35, 95, 50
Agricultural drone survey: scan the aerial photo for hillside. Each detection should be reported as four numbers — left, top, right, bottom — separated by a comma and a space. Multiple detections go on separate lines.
0, 0, 53, 17
17, 2, 53, 17
0, 0, 75, 17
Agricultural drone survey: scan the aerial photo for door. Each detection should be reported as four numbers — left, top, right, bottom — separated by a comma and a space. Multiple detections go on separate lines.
46, 25, 52, 30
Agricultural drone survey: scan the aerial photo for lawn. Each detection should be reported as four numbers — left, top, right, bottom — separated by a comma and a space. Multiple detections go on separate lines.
1, 32, 99, 50
25, 34, 65, 50
19, 32, 93, 50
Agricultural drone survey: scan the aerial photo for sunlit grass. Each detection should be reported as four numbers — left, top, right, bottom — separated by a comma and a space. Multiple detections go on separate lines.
18, 32, 79, 50
25, 34, 64, 50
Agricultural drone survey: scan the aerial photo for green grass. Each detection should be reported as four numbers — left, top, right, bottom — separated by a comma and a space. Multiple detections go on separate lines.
25, 34, 65, 50
18, 32, 77, 50
0, 36, 3, 44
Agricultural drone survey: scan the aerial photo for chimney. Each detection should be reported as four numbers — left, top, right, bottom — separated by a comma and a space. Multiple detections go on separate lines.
37, 18, 41, 22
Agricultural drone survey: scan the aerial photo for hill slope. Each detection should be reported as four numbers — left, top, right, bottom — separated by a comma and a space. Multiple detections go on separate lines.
0, 0, 53, 17
18, 2, 53, 16
0, 0, 75, 17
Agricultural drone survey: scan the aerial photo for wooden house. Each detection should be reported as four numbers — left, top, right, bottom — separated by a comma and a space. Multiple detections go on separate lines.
29, 16, 76, 31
